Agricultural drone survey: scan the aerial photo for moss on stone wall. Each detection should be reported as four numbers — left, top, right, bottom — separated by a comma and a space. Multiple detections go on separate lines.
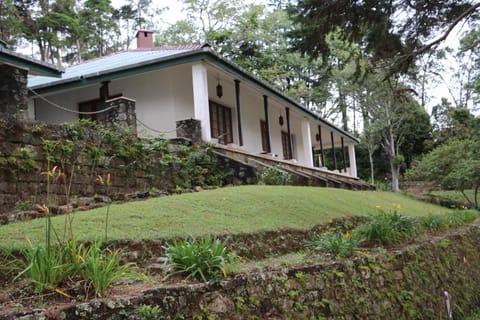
4, 224, 480, 320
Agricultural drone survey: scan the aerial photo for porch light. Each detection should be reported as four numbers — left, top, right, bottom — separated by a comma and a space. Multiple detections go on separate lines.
216, 82, 223, 98
279, 115, 284, 126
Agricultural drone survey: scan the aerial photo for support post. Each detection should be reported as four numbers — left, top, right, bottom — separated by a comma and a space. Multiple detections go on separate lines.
348, 144, 357, 177
318, 125, 325, 167
286, 107, 292, 159
263, 95, 271, 153
192, 64, 211, 142
235, 79, 243, 146
341, 137, 347, 173
301, 118, 313, 167
331, 131, 337, 171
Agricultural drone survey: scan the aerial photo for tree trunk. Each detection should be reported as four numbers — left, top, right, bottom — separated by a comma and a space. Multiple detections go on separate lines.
368, 148, 375, 184
386, 123, 400, 192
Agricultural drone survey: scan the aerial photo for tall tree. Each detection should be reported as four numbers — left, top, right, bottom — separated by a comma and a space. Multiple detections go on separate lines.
288, 0, 480, 74
79, 0, 119, 59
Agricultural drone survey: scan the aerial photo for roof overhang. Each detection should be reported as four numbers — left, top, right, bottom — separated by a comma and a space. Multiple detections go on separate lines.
0, 47, 63, 77
28, 46, 359, 144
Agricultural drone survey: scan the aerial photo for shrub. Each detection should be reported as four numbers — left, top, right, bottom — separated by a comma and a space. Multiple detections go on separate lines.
308, 231, 359, 258
356, 210, 419, 245
420, 214, 447, 231
137, 305, 162, 320
80, 242, 147, 297
162, 236, 235, 282
17, 244, 71, 293
258, 166, 292, 185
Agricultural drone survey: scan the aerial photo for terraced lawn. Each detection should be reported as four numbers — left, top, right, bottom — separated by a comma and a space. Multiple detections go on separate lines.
0, 186, 460, 249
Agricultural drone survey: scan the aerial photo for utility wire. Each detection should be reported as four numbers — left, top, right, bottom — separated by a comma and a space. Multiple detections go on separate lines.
29, 88, 181, 134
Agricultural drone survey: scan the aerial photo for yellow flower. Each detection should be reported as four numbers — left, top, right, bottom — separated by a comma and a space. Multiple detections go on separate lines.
396, 204, 401, 210
375, 205, 382, 209
322, 232, 327, 236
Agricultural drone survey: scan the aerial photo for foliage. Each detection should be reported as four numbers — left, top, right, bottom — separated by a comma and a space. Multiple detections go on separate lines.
356, 210, 419, 245
162, 236, 235, 282
137, 304, 162, 320
258, 166, 292, 185
288, 0, 479, 72
308, 231, 359, 258
15, 200, 32, 211
406, 138, 480, 208
17, 243, 70, 293
80, 242, 146, 297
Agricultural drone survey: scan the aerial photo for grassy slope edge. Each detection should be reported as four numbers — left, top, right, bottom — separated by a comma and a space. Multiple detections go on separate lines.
0, 186, 462, 249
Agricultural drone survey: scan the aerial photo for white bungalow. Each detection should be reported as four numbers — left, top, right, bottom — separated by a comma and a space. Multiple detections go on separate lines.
27, 31, 360, 181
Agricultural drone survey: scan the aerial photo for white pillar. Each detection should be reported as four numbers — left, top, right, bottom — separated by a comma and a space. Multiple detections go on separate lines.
348, 144, 358, 177
301, 118, 314, 167
191, 63, 211, 142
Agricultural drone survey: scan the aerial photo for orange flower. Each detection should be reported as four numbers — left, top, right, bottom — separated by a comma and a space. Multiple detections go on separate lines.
96, 175, 104, 185
328, 219, 334, 224
106, 173, 111, 185
345, 231, 351, 238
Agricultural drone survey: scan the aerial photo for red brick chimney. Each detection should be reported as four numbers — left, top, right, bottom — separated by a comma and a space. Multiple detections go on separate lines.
136, 30, 154, 49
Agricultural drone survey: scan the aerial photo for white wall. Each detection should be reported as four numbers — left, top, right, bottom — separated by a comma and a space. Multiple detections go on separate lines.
32, 65, 194, 139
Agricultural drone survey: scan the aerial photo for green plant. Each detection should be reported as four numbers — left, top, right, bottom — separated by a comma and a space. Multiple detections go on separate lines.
15, 200, 32, 211
137, 304, 162, 320
96, 173, 112, 241
80, 241, 147, 297
308, 231, 359, 257
17, 242, 70, 293
444, 209, 479, 226
356, 210, 419, 245
162, 236, 235, 282
258, 166, 292, 185
420, 214, 447, 231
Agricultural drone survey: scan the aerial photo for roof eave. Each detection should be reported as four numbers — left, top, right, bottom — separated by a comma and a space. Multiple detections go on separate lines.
28, 47, 359, 144
0, 47, 63, 77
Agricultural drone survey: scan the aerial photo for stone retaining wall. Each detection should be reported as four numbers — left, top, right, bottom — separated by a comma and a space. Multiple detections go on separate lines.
0, 120, 253, 222
4, 225, 480, 319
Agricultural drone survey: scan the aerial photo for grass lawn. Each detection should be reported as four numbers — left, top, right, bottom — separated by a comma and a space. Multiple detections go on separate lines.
0, 186, 462, 249
427, 189, 476, 206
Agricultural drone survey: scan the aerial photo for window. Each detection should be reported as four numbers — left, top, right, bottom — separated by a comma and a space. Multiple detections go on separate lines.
260, 120, 270, 152
209, 101, 233, 144
78, 98, 103, 122
281, 131, 295, 160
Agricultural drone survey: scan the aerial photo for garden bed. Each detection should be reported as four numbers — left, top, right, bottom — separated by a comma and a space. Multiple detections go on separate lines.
1, 214, 480, 319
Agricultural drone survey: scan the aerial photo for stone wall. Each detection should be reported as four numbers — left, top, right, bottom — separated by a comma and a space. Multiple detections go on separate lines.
4, 224, 480, 319
0, 120, 251, 222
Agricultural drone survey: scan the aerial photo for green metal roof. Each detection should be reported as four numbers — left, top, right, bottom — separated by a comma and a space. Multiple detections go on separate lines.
0, 47, 63, 77
27, 45, 359, 144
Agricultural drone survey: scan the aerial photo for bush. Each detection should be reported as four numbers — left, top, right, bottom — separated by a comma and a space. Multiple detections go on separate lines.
356, 210, 419, 245
258, 166, 292, 185
420, 214, 447, 231
162, 236, 235, 282
17, 244, 71, 293
308, 231, 359, 258
80, 242, 147, 297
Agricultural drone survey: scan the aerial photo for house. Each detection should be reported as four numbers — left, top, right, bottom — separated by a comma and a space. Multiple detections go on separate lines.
0, 41, 62, 118
27, 31, 359, 179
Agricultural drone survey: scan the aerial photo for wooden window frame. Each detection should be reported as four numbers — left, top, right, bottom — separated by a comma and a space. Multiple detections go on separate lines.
209, 101, 233, 144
